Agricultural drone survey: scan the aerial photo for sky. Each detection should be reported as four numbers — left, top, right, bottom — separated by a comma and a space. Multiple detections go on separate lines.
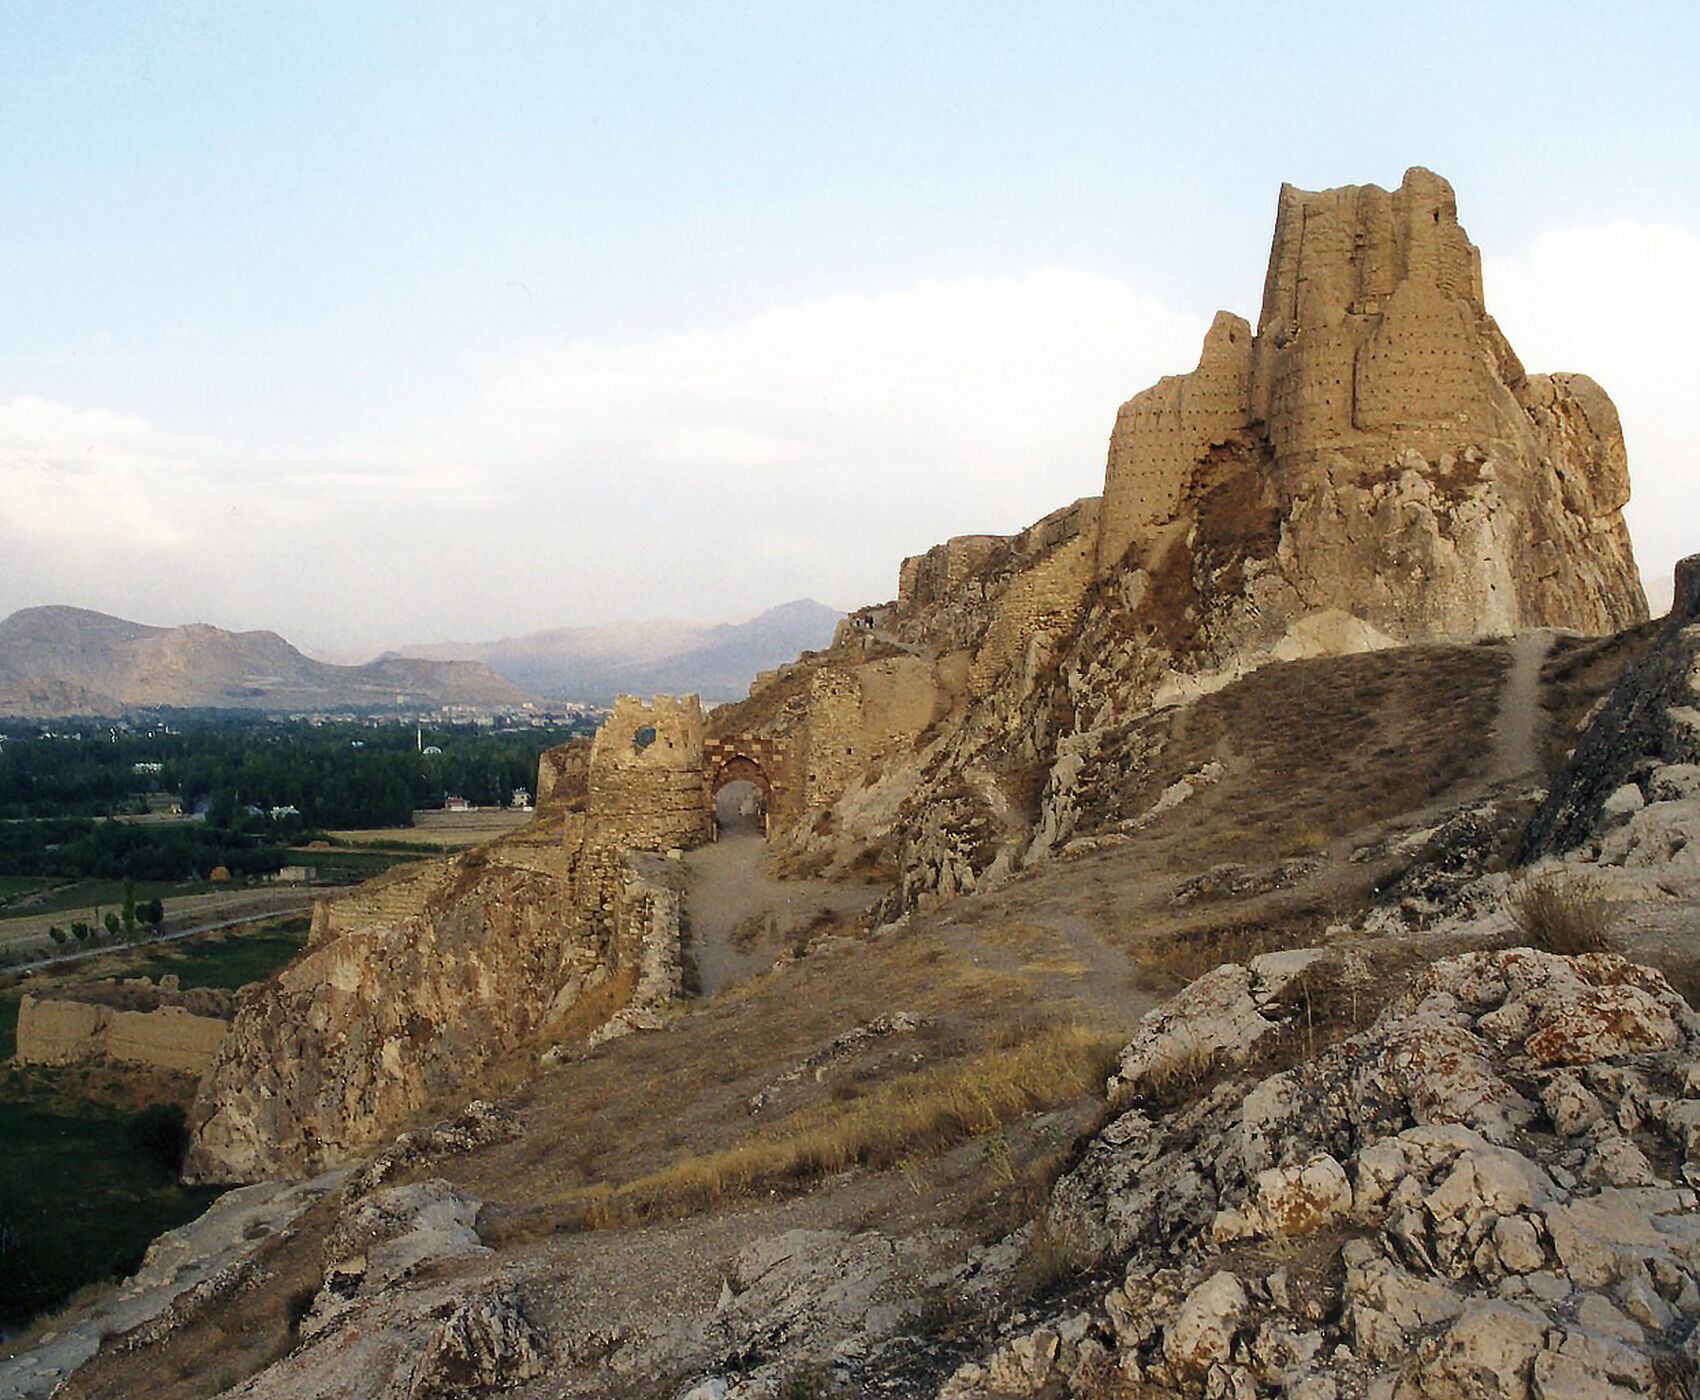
2, 2, 1695, 659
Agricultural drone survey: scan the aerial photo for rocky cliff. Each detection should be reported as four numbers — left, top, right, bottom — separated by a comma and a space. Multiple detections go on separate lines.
733, 168, 1648, 906
185, 709, 698, 1182
184, 819, 590, 1181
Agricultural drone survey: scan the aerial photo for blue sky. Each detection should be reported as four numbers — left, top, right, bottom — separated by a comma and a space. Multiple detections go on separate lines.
3, 1, 1696, 656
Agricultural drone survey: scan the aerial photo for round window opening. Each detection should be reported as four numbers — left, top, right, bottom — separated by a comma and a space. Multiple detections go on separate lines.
632, 725, 658, 751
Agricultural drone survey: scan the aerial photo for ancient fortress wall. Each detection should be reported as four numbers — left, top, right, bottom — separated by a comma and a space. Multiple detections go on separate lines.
311, 858, 455, 946
969, 518, 1099, 697
1250, 167, 1501, 469
1087, 165, 1645, 640
586, 695, 712, 852
1098, 313, 1253, 571
798, 657, 946, 812
16, 986, 231, 1075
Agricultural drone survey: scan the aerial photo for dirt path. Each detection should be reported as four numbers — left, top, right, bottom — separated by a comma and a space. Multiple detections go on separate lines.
682, 832, 879, 997
1488, 629, 1557, 782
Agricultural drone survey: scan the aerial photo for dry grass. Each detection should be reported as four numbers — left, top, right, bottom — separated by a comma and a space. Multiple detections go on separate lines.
1507, 873, 1616, 955
1136, 1033, 1220, 1107
1133, 922, 1276, 983
519, 1022, 1118, 1233
1071, 642, 1508, 858
544, 965, 640, 1047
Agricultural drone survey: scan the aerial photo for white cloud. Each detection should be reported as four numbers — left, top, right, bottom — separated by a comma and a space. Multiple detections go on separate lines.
1484, 221, 1700, 613
4, 238, 1690, 658
0, 269, 1208, 654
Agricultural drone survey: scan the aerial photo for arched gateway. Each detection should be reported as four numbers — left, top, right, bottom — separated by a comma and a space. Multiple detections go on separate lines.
586, 697, 794, 846
702, 735, 786, 837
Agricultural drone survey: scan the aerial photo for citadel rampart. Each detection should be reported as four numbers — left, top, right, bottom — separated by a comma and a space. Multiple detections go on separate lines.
16, 978, 234, 1075
1092, 165, 1645, 640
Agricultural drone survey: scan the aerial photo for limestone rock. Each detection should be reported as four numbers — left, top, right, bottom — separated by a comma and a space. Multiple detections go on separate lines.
1164, 1270, 1249, 1380
212, 1277, 546, 1400
306, 1179, 492, 1336
982, 942, 1700, 1400
1106, 963, 1281, 1107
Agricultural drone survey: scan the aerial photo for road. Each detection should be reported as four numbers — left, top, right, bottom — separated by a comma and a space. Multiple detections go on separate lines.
0, 887, 314, 967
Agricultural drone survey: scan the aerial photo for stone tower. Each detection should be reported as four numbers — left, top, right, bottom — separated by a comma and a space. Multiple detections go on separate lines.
1095, 166, 1646, 640
585, 694, 712, 851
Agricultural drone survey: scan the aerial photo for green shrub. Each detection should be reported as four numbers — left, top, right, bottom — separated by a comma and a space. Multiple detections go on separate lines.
125, 1103, 190, 1176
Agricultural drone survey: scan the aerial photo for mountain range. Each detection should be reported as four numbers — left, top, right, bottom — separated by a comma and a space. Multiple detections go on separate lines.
0, 599, 845, 717
0, 606, 540, 717
395, 598, 844, 704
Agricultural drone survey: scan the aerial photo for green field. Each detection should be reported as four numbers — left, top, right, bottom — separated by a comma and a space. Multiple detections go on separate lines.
0, 917, 310, 1331
127, 919, 310, 990
0, 1096, 225, 1331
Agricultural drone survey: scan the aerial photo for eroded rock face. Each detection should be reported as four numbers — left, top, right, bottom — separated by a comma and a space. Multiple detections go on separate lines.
184, 839, 591, 1183
939, 946, 1700, 1400
187, 702, 710, 1184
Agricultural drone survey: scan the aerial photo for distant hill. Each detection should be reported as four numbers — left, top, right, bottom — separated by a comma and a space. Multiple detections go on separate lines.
0, 606, 543, 717
398, 599, 844, 705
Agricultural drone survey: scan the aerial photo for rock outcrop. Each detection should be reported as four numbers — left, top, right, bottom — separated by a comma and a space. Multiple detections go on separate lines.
927, 946, 1700, 1400
1522, 553, 1700, 862
735, 167, 1648, 909
184, 823, 588, 1182
186, 709, 704, 1183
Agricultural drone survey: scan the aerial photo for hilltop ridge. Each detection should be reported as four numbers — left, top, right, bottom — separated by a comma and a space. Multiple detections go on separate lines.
17, 171, 1695, 1400
0, 606, 542, 716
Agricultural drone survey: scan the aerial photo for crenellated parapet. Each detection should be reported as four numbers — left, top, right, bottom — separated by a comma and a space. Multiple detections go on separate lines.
586, 694, 713, 852
1090, 165, 1646, 640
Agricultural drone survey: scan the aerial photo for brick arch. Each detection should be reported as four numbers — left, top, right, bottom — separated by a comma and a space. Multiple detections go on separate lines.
702, 735, 787, 838
710, 753, 771, 802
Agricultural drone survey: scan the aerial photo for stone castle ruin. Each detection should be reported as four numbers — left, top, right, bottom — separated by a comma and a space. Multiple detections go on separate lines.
582, 694, 793, 842
181, 167, 1653, 1184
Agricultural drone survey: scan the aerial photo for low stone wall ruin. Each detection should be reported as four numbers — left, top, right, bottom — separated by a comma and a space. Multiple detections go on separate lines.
15, 977, 234, 1075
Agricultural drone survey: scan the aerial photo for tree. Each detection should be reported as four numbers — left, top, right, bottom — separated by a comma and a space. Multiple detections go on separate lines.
71, 921, 91, 942
141, 897, 165, 931
121, 878, 137, 935
103, 910, 121, 939
47, 925, 67, 946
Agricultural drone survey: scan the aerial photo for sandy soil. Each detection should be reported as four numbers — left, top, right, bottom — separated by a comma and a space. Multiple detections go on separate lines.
683, 829, 882, 996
